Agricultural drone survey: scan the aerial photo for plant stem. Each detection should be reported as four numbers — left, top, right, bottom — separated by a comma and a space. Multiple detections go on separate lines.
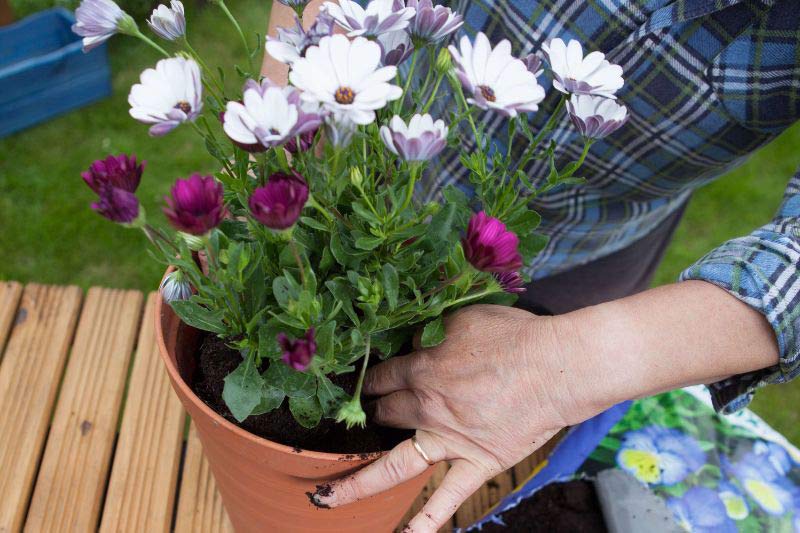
422, 72, 445, 113
289, 238, 306, 286
514, 95, 566, 173
133, 29, 170, 57
353, 335, 371, 402
397, 163, 420, 215
183, 37, 225, 98
446, 287, 499, 308
396, 49, 420, 114
307, 194, 335, 223
217, 0, 254, 73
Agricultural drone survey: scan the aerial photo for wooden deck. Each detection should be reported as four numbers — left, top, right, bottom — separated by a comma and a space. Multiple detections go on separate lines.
0, 282, 551, 532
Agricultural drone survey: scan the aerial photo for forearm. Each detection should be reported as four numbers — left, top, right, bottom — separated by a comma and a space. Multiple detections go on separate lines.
261, 0, 328, 81
566, 280, 779, 412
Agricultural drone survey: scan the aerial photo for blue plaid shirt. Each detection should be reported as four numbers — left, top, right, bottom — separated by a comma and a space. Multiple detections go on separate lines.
412, 0, 800, 412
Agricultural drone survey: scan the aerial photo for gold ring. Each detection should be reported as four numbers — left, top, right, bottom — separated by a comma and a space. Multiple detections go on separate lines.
411, 435, 436, 466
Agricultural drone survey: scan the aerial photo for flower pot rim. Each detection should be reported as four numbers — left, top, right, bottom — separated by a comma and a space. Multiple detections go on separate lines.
155, 273, 384, 463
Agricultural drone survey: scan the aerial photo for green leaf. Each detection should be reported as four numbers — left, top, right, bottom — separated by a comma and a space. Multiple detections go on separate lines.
329, 233, 348, 267
420, 316, 446, 348
316, 321, 336, 360
223, 360, 264, 422
325, 279, 360, 326
316, 375, 350, 418
354, 235, 384, 250
300, 216, 329, 232
170, 299, 227, 334
381, 263, 399, 311
289, 396, 322, 428
251, 385, 285, 416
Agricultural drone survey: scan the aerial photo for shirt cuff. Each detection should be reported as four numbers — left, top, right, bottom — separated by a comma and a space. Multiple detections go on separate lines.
679, 220, 800, 414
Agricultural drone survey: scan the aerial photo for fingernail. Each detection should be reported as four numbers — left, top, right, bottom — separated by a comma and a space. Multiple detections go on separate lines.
307, 483, 335, 509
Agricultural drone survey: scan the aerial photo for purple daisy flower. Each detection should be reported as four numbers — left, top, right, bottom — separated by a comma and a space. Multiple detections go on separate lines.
163, 174, 226, 235
377, 30, 413, 66
493, 271, 526, 294
462, 211, 523, 273
407, 0, 463, 43
278, 328, 316, 371
567, 94, 628, 139
249, 171, 309, 230
322, 0, 415, 38
81, 154, 144, 224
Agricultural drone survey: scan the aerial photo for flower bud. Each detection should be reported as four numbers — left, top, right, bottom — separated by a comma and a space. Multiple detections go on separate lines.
350, 167, 363, 188
335, 397, 366, 429
178, 231, 206, 251
435, 47, 453, 75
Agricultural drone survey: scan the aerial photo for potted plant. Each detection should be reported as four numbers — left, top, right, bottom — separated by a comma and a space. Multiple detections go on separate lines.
75, 0, 627, 529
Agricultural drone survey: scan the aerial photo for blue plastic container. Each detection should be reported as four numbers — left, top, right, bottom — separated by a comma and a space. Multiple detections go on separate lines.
0, 8, 111, 137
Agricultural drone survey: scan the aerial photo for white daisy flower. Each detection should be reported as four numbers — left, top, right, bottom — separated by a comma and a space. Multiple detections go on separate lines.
223, 79, 323, 151
321, 0, 415, 38
128, 57, 202, 136
289, 34, 402, 126
448, 32, 546, 117
542, 38, 624, 98
567, 94, 628, 139
148, 0, 185, 41
160, 270, 193, 303
380, 113, 448, 161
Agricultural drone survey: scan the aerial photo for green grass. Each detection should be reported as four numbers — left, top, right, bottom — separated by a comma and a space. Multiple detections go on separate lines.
0, 0, 269, 290
0, 4, 798, 442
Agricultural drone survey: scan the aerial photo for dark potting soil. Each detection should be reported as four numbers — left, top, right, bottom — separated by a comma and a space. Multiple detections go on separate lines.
480, 480, 607, 533
191, 334, 412, 454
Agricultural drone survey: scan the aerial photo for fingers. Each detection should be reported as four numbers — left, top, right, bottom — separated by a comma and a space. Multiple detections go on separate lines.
371, 390, 423, 429
363, 353, 417, 396
312, 431, 446, 508
405, 460, 486, 533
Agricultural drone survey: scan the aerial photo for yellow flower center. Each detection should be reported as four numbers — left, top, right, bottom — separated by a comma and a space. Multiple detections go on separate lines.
618, 449, 661, 483
744, 479, 784, 515
334, 86, 356, 105
720, 492, 748, 520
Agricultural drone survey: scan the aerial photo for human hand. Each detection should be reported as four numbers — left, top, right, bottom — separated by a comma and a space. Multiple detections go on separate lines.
311, 304, 619, 532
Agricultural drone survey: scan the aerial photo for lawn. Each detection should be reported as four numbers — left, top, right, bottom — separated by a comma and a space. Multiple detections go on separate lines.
1, 1, 798, 441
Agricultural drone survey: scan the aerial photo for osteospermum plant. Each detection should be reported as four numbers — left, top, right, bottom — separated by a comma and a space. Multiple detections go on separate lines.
76, 0, 626, 429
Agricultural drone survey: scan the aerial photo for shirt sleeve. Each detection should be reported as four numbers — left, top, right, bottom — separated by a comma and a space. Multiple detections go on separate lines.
679, 168, 800, 414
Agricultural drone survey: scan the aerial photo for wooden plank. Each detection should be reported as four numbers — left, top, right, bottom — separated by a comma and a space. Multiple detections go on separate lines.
0, 281, 23, 358
24, 288, 143, 533
100, 293, 186, 533
397, 462, 452, 532
174, 423, 234, 533
0, 284, 83, 533
454, 470, 514, 528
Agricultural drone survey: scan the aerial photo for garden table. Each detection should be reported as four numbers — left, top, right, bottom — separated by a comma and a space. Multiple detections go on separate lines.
0, 281, 555, 532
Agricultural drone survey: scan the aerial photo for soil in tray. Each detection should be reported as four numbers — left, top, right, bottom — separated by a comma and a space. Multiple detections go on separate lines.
191, 334, 412, 454
480, 480, 607, 532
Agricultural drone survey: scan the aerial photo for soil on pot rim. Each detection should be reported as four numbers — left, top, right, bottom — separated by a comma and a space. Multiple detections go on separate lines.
191, 334, 412, 454
480, 480, 607, 532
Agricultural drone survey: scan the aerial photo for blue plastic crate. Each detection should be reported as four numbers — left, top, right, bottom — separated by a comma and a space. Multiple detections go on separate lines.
0, 8, 112, 138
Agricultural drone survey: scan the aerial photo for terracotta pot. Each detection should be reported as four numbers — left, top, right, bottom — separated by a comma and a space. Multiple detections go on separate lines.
155, 293, 434, 532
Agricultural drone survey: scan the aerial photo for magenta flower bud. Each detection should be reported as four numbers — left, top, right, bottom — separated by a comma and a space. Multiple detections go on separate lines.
163, 174, 226, 235
249, 171, 309, 230
278, 328, 316, 371
493, 271, 526, 294
462, 211, 523, 273
81, 154, 144, 224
